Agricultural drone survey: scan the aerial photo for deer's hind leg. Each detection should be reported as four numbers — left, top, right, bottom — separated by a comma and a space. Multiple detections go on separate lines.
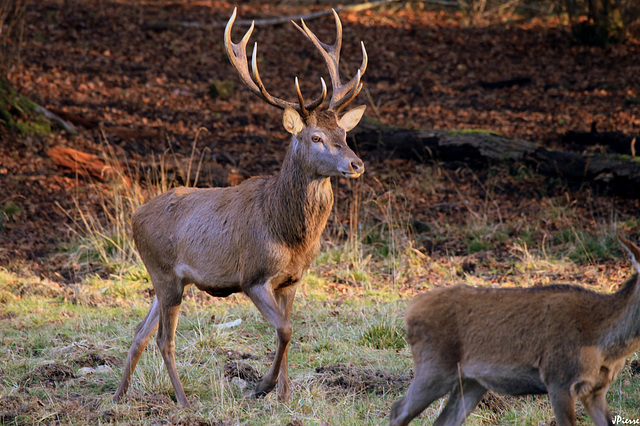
433, 379, 487, 426
113, 296, 160, 403
389, 355, 458, 426
580, 387, 614, 426
548, 385, 578, 426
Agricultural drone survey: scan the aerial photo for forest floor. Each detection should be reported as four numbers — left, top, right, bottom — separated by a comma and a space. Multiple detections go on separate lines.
2, 0, 640, 282
1, 1, 640, 424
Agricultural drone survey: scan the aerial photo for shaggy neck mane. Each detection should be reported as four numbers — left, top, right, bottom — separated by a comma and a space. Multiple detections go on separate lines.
263, 141, 334, 249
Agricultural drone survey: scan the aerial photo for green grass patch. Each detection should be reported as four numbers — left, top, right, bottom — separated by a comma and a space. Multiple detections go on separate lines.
466, 235, 493, 253
554, 228, 619, 264
0, 77, 53, 136
448, 128, 503, 137
360, 318, 406, 350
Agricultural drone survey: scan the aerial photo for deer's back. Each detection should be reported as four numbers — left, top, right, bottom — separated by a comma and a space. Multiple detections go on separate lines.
406, 284, 616, 365
132, 180, 285, 287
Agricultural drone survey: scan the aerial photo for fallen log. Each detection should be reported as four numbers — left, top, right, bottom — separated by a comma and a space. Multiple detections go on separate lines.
562, 129, 637, 156
352, 120, 640, 198
47, 145, 122, 181
47, 145, 243, 188
478, 76, 532, 90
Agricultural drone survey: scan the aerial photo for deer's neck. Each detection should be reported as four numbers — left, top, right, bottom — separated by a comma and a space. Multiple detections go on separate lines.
601, 274, 640, 359
264, 147, 334, 249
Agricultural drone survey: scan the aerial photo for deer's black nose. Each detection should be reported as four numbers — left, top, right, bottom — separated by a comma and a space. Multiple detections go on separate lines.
350, 159, 364, 174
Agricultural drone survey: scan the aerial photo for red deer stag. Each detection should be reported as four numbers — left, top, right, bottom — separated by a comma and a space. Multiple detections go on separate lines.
112, 8, 367, 407
390, 235, 640, 426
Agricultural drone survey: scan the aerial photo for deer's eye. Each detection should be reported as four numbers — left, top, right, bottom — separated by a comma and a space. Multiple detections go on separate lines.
311, 135, 323, 143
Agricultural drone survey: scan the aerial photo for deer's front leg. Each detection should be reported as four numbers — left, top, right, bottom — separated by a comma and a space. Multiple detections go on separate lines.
274, 283, 298, 402
244, 282, 292, 400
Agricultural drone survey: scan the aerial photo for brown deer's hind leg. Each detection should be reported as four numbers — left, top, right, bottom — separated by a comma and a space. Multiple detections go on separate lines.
580, 388, 614, 426
155, 282, 189, 407
113, 297, 160, 402
389, 363, 457, 426
548, 385, 578, 426
433, 379, 487, 426
244, 281, 293, 400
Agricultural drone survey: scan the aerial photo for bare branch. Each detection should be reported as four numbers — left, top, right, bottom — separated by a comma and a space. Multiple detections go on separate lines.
144, 0, 396, 30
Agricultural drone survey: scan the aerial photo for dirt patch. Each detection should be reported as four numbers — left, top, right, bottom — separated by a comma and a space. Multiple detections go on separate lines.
93, 393, 177, 424
20, 362, 76, 387
1, 276, 67, 299
0, 394, 25, 424
169, 414, 231, 426
478, 391, 511, 415
71, 352, 123, 368
630, 360, 640, 376
0, 312, 17, 321
138, 393, 174, 417
223, 361, 261, 384
1, 388, 100, 424
315, 363, 411, 395
0, 394, 46, 424
51, 397, 93, 423
217, 348, 260, 361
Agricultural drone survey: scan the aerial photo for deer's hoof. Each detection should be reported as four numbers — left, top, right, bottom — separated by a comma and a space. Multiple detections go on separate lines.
253, 380, 276, 398
277, 391, 291, 403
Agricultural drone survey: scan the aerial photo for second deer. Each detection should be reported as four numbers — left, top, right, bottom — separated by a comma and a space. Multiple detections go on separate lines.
112, 8, 368, 406
390, 235, 640, 426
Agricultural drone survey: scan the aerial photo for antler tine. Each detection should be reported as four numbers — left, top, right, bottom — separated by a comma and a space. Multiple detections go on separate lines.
292, 9, 367, 113
225, 8, 327, 115
332, 42, 367, 112
295, 77, 328, 117
225, 8, 294, 110
291, 10, 342, 93
333, 73, 363, 113
250, 42, 295, 109
295, 78, 308, 116
307, 77, 328, 111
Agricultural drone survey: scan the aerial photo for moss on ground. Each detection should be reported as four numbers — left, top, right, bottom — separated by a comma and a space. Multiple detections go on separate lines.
0, 77, 52, 136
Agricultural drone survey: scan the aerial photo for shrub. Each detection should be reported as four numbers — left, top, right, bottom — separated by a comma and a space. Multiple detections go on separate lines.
0, 0, 28, 76
558, 0, 640, 45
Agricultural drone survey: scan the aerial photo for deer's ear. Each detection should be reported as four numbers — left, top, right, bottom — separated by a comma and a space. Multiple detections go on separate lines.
283, 106, 305, 134
338, 105, 366, 132
619, 234, 640, 274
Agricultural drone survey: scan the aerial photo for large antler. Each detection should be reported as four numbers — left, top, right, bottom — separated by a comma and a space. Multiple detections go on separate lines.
292, 9, 368, 113
224, 8, 327, 116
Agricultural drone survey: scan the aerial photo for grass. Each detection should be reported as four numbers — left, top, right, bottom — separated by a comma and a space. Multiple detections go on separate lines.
0, 270, 411, 425
360, 317, 406, 350
2, 156, 640, 424
448, 128, 503, 137
0, 77, 53, 136
1, 267, 638, 425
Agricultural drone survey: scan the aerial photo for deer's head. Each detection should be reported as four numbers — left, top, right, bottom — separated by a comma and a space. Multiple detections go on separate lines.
224, 8, 366, 179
